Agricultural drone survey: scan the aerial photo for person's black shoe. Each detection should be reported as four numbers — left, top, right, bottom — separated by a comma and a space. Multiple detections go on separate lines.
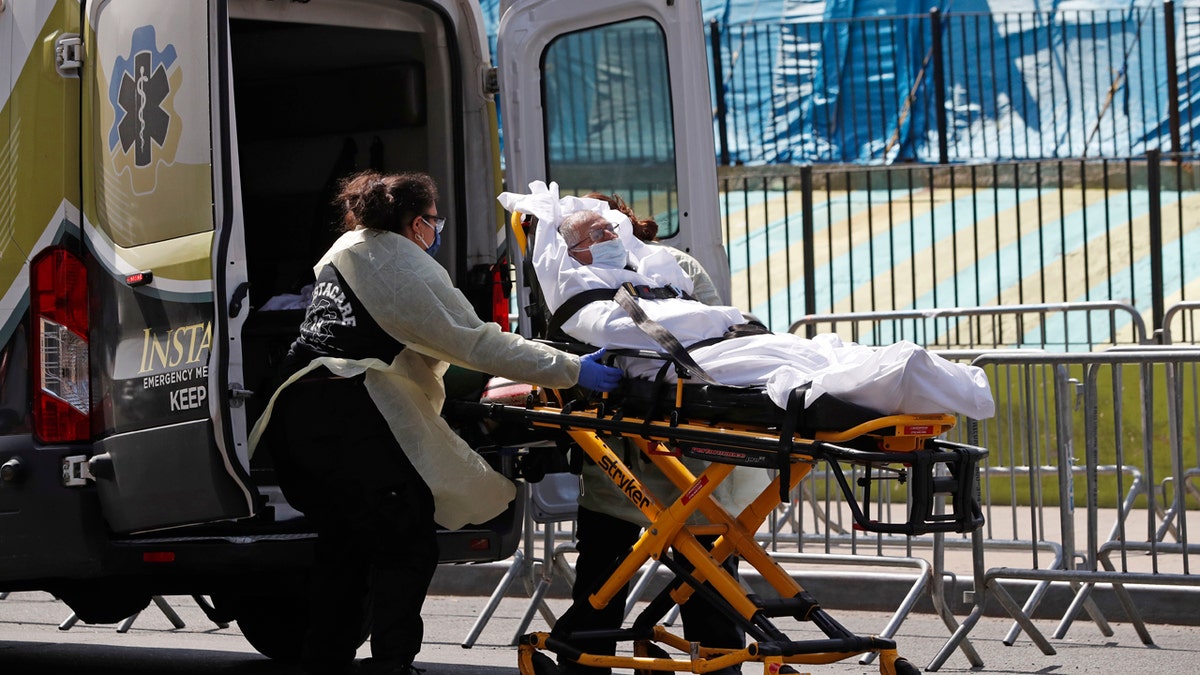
300, 660, 357, 675
357, 658, 425, 675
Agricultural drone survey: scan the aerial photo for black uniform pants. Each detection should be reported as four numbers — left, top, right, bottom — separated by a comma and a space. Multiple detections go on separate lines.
552, 504, 745, 674
271, 371, 438, 672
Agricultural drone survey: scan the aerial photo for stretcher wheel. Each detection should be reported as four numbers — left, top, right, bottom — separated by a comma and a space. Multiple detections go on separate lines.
881, 657, 920, 675
518, 648, 558, 675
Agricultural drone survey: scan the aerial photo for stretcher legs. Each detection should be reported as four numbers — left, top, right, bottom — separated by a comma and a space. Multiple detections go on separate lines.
516, 430, 919, 674
487, 397, 985, 675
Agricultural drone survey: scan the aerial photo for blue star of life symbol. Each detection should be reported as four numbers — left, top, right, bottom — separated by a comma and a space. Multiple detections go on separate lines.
108, 25, 177, 168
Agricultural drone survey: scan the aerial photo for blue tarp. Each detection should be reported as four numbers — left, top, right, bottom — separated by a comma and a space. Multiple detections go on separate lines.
480, 1, 1200, 163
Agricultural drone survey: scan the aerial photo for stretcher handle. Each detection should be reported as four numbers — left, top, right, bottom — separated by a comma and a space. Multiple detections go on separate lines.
510, 211, 528, 256
813, 413, 956, 444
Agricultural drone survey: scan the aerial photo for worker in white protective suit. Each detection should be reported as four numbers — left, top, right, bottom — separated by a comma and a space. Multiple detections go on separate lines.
531, 192, 748, 675
249, 171, 621, 675
496, 181, 995, 421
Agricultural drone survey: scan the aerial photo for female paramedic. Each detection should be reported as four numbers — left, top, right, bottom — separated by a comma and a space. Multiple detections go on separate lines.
249, 170, 622, 675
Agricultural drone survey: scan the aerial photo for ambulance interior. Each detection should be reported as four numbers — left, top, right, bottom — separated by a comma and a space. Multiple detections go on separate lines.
226, 9, 465, 499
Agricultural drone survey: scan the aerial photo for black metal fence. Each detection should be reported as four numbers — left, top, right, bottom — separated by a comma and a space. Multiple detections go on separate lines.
719, 151, 1200, 344
710, 2, 1200, 165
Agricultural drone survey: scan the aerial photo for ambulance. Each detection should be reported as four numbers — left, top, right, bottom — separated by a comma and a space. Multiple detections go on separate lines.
0, 0, 724, 659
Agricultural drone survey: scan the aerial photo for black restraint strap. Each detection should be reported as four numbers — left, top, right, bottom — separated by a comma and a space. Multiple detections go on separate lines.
547, 283, 695, 341
776, 386, 809, 503
628, 283, 694, 301
612, 282, 728, 387
546, 288, 618, 340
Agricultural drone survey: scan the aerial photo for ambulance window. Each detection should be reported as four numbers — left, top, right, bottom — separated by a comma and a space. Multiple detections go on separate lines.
541, 18, 680, 239
89, 1, 214, 247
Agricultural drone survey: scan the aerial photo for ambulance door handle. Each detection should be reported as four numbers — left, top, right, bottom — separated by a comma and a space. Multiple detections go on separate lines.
228, 385, 253, 408
229, 282, 250, 318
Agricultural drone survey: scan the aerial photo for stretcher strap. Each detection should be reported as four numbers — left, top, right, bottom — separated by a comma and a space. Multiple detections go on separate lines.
545, 288, 616, 340
546, 283, 695, 341
613, 283, 729, 387
776, 387, 807, 502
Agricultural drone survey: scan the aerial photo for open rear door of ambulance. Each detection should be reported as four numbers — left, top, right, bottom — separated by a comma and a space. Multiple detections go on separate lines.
496, 0, 729, 322
83, 0, 256, 533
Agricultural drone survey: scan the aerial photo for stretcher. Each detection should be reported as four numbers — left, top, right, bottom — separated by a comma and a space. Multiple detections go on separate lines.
460, 349, 988, 675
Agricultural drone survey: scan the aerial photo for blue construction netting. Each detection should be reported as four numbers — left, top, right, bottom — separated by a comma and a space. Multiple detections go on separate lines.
480, 1, 1200, 164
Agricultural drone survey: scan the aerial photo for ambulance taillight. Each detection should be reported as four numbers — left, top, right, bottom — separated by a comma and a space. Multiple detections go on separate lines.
492, 259, 511, 331
30, 248, 90, 443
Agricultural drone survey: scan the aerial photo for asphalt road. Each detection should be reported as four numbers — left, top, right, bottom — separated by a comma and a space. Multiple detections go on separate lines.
2, 590, 1199, 674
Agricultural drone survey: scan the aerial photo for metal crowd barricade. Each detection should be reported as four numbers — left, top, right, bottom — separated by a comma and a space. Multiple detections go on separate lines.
1155, 302, 1200, 555
930, 349, 1200, 671
787, 301, 1149, 351
1161, 300, 1200, 345
462, 477, 579, 648
960, 355, 1146, 648
761, 353, 1117, 668
783, 302, 1151, 670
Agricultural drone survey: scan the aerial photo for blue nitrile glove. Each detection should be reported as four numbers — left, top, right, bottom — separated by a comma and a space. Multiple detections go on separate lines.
577, 349, 622, 392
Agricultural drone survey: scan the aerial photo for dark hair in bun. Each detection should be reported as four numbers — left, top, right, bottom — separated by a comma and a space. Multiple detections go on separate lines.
337, 170, 439, 234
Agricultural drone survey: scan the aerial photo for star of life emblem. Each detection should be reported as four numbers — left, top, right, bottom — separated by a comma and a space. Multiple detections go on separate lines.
107, 25, 181, 195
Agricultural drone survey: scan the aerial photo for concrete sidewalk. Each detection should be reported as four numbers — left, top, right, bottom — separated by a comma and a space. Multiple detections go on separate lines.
425, 548, 1200, 673
4, 590, 1200, 673
432, 592, 1200, 674
431, 551, 1200, 627
434, 494, 1200, 627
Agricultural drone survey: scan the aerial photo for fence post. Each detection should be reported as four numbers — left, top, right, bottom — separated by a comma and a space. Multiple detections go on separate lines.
1164, 0, 1182, 157
800, 164, 816, 336
1147, 148, 1166, 334
710, 19, 731, 166
930, 8, 949, 164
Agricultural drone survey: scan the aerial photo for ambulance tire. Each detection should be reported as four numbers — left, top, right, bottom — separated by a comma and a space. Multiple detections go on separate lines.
56, 587, 152, 625
217, 591, 369, 662
232, 593, 309, 661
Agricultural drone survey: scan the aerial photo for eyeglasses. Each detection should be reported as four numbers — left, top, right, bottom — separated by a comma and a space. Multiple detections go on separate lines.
567, 223, 618, 251
420, 214, 446, 234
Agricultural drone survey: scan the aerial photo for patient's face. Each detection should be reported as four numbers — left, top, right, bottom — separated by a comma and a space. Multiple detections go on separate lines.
564, 213, 619, 265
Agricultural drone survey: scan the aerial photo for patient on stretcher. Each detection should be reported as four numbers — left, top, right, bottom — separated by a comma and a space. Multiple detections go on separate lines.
497, 181, 995, 420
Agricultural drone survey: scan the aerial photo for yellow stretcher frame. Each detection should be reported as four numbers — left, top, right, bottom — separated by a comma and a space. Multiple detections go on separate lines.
469, 381, 987, 675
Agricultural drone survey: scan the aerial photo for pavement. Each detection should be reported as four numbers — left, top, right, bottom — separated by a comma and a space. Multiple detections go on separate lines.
5, 501, 1199, 673
3, 515, 1199, 674
429, 496, 1200, 630
4, 585, 1200, 674
429, 548, 1200, 634
418, 535, 1200, 673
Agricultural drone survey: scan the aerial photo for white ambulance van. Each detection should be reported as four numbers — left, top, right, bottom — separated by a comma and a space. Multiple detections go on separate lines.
0, 0, 724, 659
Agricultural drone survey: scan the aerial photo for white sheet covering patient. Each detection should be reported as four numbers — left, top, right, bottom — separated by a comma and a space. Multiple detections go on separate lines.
498, 181, 995, 420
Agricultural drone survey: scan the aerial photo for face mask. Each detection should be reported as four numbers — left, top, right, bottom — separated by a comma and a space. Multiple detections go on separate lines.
416, 229, 441, 257
588, 237, 627, 269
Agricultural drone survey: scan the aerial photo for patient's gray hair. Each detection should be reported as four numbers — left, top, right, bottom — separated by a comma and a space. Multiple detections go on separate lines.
558, 211, 606, 249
